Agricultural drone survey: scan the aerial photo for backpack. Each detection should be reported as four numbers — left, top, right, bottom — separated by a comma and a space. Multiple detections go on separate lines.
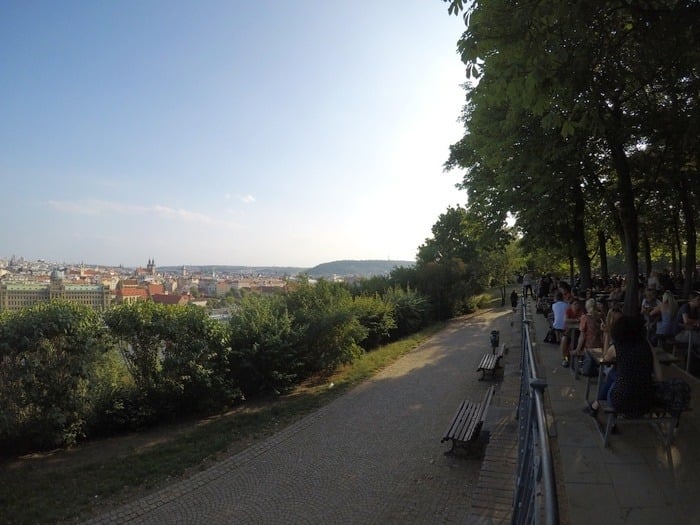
544, 328, 557, 344
653, 378, 692, 417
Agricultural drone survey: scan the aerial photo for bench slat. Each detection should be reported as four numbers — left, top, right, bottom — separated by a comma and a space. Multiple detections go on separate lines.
477, 345, 506, 380
445, 401, 480, 440
442, 386, 495, 451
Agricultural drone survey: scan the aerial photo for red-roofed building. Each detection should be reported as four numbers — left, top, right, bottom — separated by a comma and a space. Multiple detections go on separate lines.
114, 287, 149, 304
151, 293, 189, 306
147, 283, 165, 297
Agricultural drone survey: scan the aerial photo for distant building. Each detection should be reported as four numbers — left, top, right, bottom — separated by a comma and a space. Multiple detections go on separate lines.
151, 293, 189, 306
113, 286, 149, 304
0, 270, 111, 311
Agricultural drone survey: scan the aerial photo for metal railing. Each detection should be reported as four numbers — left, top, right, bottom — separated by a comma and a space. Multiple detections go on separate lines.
511, 295, 559, 525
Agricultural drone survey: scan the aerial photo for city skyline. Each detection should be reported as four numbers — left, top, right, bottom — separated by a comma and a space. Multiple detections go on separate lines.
1, 2, 467, 268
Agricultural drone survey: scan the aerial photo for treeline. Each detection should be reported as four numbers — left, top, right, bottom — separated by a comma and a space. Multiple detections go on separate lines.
0, 270, 491, 455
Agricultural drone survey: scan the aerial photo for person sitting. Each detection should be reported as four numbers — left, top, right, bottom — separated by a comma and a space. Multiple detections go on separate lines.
584, 315, 660, 419
601, 306, 622, 356
649, 291, 678, 349
571, 298, 603, 376
558, 280, 573, 303
674, 291, 700, 344
674, 291, 700, 366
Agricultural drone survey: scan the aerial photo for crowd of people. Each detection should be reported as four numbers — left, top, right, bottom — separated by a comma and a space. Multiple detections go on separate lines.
522, 271, 699, 421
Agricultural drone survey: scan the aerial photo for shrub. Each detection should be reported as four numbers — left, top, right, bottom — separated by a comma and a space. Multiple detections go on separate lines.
351, 294, 396, 350
228, 294, 300, 397
0, 301, 109, 453
384, 286, 430, 339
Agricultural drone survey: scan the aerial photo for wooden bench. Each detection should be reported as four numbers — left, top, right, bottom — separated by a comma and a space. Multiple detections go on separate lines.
441, 386, 495, 455
597, 401, 690, 448
477, 344, 506, 380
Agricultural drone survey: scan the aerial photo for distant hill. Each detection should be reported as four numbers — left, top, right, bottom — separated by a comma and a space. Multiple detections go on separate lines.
156, 260, 414, 279
306, 260, 414, 278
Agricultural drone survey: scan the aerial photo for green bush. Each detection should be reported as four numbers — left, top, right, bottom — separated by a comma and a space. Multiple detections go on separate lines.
285, 280, 366, 375
0, 301, 109, 453
160, 306, 235, 413
228, 293, 300, 397
351, 294, 396, 350
384, 286, 430, 339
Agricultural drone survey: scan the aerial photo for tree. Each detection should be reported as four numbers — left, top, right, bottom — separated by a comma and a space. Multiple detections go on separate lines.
442, 0, 699, 311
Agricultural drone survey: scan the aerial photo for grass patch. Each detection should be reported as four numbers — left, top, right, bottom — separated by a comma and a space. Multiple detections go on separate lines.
0, 323, 444, 525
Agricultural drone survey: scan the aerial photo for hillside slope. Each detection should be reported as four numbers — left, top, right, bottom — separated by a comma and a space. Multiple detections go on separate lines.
306, 260, 414, 278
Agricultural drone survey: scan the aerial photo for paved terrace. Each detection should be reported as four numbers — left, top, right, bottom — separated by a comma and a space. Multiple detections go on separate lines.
529, 297, 700, 525
82, 298, 700, 524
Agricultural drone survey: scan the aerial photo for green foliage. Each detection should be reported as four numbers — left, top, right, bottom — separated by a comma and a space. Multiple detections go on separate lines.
228, 293, 300, 396
0, 268, 489, 455
285, 280, 366, 374
414, 258, 476, 320
442, 0, 699, 304
0, 301, 110, 452
105, 301, 240, 417
383, 286, 430, 338
351, 294, 396, 350
103, 301, 169, 392
159, 305, 234, 413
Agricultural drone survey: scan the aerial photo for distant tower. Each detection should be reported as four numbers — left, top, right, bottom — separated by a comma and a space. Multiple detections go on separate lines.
181, 265, 187, 277
147, 258, 156, 276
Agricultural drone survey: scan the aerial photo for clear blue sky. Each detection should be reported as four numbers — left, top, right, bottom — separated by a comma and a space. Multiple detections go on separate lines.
1, 1, 467, 268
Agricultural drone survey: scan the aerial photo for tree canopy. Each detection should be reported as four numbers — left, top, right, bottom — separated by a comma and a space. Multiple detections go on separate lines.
442, 0, 699, 313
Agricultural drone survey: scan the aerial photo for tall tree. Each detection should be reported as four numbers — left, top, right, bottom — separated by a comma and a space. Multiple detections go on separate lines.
443, 0, 699, 312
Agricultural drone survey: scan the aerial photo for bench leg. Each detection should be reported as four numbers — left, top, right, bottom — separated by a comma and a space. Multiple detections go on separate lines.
603, 413, 616, 448
584, 376, 592, 403
444, 439, 458, 456
444, 437, 482, 457
663, 417, 680, 447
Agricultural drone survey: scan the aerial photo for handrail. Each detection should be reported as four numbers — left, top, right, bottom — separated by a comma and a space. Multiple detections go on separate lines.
511, 294, 559, 525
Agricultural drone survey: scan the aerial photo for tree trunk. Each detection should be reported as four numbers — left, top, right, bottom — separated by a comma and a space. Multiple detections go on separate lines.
570, 183, 592, 293
671, 243, 677, 281
642, 228, 652, 278
680, 178, 697, 298
674, 208, 683, 279
569, 253, 575, 293
598, 230, 609, 283
606, 127, 639, 317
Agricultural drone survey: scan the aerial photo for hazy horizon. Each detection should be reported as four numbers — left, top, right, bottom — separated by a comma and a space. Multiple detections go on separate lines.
1, 254, 416, 270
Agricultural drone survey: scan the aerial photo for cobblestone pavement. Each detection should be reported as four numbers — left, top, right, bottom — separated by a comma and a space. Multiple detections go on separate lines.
83, 307, 520, 525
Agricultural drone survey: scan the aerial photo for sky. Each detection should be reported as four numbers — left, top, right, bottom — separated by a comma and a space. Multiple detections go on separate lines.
1, 1, 469, 268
